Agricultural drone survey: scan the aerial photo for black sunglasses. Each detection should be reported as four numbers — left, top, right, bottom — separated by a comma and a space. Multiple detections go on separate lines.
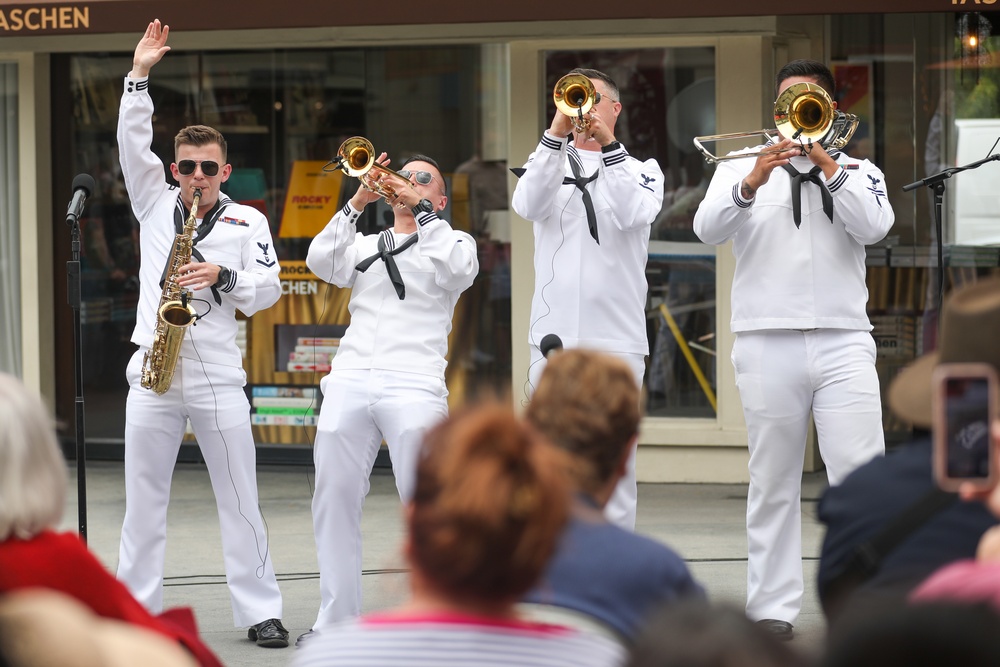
397, 169, 434, 185
177, 159, 221, 177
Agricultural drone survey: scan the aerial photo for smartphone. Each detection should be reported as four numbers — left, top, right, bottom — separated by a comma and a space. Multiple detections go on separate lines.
932, 363, 999, 492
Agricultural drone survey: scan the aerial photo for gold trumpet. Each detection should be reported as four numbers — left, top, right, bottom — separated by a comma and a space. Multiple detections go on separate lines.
553, 73, 601, 133
693, 82, 859, 163
328, 137, 415, 208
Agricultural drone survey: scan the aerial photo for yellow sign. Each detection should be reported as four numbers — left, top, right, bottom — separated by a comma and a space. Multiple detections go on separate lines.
279, 161, 343, 238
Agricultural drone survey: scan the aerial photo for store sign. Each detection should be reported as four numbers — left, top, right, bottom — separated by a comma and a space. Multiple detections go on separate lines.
0, 5, 88, 32
0, 0, 989, 36
280, 261, 321, 294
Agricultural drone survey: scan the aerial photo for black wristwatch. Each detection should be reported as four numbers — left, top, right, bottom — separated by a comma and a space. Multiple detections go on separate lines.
411, 198, 434, 216
215, 266, 232, 289
601, 140, 622, 153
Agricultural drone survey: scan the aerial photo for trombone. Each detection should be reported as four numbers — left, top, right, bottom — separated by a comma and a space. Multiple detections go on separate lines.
325, 136, 415, 208
693, 82, 859, 164
553, 73, 601, 133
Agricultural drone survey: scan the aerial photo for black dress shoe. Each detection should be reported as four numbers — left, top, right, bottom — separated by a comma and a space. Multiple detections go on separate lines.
248, 618, 289, 648
756, 619, 794, 641
296, 629, 316, 648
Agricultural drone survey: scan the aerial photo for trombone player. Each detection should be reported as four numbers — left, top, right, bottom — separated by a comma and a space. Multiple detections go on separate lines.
300, 149, 478, 644
693, 59, 895, 641
512, 68, 664, 531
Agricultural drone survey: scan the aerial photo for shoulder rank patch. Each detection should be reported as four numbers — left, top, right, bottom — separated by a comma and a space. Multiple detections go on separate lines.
221, 216, 249, 227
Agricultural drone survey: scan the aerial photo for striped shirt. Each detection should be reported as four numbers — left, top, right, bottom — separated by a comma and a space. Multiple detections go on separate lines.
291, 612, 626, 667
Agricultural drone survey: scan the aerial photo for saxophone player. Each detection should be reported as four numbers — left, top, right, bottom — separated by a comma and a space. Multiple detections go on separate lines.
116, 20, 288, 648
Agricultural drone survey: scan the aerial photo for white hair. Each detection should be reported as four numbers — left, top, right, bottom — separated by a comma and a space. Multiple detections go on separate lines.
0, 372, 67, 540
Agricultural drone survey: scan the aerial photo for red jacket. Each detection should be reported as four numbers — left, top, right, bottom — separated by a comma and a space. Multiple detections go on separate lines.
0, 530, 222, 667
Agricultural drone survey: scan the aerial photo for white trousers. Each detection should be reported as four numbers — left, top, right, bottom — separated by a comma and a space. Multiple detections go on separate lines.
118, 349, 283, 627
528, 345, 645, 531
733, 329, 884, 623
311, 369, 449, 630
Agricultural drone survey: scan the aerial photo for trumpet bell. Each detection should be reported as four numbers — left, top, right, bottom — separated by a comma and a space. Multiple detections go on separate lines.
338, 136, 376, 177
553, 73, 599, 118
331, 136, 416, 209
554, 73, 602, 132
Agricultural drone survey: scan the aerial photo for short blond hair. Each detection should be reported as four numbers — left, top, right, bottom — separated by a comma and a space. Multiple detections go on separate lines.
0, 373, 67, 540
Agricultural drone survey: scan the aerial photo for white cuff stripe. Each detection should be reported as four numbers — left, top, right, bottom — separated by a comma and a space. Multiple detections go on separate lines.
732, 183, 752, 208
415, 211, 438, 227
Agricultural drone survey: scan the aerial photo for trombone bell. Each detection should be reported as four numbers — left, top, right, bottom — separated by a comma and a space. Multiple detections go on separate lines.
693, 81, 859, 163
553, 73, 600, 133
774, 82, 836, 144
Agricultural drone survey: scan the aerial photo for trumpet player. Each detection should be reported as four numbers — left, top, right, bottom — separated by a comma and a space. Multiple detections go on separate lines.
117, 20, 287, 648
693, 59, 895, 641
512, 68, 664, 531
301, 152, 478, 644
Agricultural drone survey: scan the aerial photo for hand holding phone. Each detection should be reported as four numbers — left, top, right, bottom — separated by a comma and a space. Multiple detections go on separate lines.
932, 363, 999, 492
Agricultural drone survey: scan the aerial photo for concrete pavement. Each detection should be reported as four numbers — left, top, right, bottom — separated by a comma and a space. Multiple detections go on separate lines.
61, 461, 831, 666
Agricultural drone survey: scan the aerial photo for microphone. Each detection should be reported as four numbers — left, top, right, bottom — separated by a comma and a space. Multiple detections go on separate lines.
66, 173, 96, 226
323, 155, 345, 172
539, 333, 563, 359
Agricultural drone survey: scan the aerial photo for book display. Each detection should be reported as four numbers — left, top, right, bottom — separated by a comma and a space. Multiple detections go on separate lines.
867, 244, 1000, 441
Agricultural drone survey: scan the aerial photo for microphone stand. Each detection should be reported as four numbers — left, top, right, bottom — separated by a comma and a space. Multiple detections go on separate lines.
902, 152, 1000, 316
66, 212, 88, 542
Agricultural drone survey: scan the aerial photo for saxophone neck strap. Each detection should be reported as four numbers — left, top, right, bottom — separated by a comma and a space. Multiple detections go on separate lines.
172, 193, 230, 243
163, 194, 232, 305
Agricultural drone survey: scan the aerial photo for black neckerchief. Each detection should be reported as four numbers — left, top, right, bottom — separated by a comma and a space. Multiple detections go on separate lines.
780, 163, 834, 228
354, 229, 419, 300
508, 146, 600, 244
565, 147, 600, 243
159, 193, 231, 305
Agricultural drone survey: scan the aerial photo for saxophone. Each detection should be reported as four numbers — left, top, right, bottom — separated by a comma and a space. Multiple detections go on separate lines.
140, 188, 202, 394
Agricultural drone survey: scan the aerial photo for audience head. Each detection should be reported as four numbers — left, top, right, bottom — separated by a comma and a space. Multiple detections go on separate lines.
0, 373, 67, 541
526, 349, 640, 500
407, 405, 570, 608
627, 600, 807, 667
822, 600, 1000, 667
888, 276, 1000, 429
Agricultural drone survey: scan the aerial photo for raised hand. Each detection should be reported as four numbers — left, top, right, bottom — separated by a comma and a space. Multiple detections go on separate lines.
130, 19, 171, 78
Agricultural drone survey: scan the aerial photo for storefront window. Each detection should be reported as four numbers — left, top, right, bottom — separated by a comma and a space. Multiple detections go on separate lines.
832, 12, 1000, 444
56, 45, 510, 448
0, 62, 18, 375
544, 47, 718, 419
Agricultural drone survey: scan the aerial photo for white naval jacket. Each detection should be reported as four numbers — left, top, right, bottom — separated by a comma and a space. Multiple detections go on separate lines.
512, 132, 664, 356
118, 76, 282, 369
693, 146, 894, 333
306, 202, 478, 378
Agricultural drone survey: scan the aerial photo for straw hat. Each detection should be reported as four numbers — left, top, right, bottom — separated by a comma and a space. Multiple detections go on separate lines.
888, 276, 1000, 429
